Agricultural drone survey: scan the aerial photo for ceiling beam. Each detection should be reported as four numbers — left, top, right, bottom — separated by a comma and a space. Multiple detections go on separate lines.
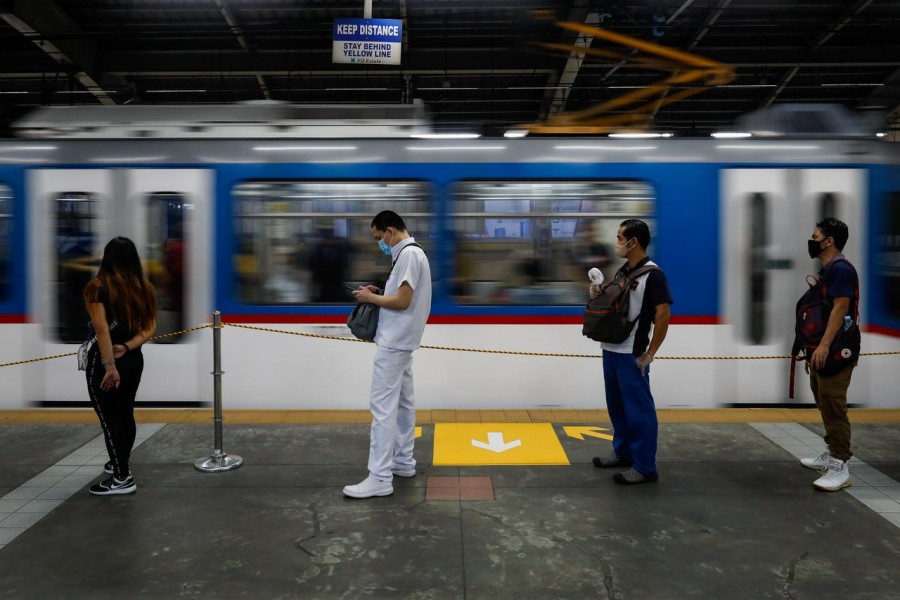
761, 65, 799, 109
212, 0, 271, 100
542, 12, 600, 120
814, 0, 873, 48
0, 0, 123, 105
685, 0, 732, 52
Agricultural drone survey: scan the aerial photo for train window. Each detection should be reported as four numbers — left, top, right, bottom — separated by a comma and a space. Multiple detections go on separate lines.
818, 192, 839, 221
748, 193, 768, 345
146, 193, 189, 341
232, 181, 431, 304
882, 192, 900, 319
55, 193, 98, 343
0, 185, 10, 303
451, 181, 655, 304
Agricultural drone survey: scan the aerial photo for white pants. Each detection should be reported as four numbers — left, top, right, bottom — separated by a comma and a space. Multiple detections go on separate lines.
367, 345, 416, 481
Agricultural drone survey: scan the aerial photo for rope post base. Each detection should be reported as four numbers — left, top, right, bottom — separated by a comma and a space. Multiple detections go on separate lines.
195, 449, 243, 473
194, 310, 243, 473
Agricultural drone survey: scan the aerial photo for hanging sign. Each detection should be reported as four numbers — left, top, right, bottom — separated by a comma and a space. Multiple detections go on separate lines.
332, 18, 403, 65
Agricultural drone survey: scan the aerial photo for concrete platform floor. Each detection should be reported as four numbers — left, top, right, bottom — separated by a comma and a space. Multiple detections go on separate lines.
0, 411, 899, 599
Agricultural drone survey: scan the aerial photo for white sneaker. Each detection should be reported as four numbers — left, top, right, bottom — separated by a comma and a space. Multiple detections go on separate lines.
342, 476, 393, 499
391, 465, 416, 478
813, 457, 851, 492
801, 451, 830, 470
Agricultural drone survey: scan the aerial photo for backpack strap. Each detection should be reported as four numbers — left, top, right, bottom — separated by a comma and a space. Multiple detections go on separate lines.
820, 256, 860, 322
622, 264, 659, 283
389, 242, 425, 274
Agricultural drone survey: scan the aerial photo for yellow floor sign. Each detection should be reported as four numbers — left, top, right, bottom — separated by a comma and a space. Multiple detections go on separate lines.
433, 423, 571, 466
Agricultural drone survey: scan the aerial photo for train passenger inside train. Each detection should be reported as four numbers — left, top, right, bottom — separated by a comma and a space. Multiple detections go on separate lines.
343, 210, 432, 499
798, 217, 859, 492
83, 237, 157, 496
591, 219, 672, 485
308, 222, 352, 303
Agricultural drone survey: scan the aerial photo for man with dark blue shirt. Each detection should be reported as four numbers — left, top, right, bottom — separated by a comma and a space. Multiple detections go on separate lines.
800, 217, 859, 491
590, 219, 673, 484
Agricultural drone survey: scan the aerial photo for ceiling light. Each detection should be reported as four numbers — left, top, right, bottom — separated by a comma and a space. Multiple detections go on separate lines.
409, 132, 481, 139
716, 144, 820, 150
711, 132, 752, 139
253, 145, 358, 152
0, 145, 57, 151
820, 83, 883, 87
553, 145, 657, 151
406, 145, 505, 152
503, 130, 528, 138
608, 132, 672, 139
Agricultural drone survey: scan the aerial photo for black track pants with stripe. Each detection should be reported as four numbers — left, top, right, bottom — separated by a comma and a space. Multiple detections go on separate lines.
86, 349, 144, 480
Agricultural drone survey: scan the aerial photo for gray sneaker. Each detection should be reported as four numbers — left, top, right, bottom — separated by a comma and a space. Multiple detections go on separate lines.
613, 468, 659, 485
801, 451, 830, 470
592, 453, 633, 468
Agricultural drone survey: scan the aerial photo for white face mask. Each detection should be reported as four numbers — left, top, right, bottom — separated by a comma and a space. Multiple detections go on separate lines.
614, 239, 632, 258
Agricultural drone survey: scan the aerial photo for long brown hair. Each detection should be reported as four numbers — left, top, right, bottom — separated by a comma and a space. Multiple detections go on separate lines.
83, 237, 156, 332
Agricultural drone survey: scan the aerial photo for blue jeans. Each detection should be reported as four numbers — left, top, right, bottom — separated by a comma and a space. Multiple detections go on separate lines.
602, 350, 659, 475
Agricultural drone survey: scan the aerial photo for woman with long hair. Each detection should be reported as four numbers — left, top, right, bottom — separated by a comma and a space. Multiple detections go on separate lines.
83, 237, 156, 496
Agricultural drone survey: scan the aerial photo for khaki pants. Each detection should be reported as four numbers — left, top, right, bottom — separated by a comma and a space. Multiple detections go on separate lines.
809, 365, 855, 462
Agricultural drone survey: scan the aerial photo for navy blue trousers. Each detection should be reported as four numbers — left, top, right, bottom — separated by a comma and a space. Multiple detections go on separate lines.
602, 349, 659, 475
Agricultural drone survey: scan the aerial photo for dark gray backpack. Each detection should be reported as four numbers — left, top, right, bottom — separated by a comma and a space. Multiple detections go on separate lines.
582, 264, 658, 343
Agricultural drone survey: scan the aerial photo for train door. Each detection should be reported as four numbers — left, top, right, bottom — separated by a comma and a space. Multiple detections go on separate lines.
719, 168, 866, 405
26, 169, 213, 406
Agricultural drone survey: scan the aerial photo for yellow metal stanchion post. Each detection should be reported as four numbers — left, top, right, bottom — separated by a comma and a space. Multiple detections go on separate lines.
194, 311, 243, 472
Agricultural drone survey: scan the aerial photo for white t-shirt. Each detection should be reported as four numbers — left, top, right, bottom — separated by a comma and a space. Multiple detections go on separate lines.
601, 260, 657, 355
374, 237, 432, 351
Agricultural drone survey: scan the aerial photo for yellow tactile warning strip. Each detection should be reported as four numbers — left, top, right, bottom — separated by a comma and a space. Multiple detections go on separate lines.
2, 408, 900, 425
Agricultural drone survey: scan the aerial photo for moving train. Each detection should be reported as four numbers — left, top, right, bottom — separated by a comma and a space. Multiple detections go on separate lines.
0, 104, 898, 410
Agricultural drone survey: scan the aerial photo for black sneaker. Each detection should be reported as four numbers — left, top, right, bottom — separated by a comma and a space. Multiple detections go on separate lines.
90, 475, 136, 496
103, 461, 114, 475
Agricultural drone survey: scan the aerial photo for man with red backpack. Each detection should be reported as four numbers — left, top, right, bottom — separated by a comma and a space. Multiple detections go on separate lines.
797, 217, 860, 491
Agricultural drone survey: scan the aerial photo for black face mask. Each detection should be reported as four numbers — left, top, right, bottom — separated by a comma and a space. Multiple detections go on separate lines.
807, 239, 824, 259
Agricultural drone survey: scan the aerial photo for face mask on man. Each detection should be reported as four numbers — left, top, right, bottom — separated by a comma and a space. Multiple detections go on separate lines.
614, 239, 633, 258
378, 229, 393, 256
807, 238, 825, 259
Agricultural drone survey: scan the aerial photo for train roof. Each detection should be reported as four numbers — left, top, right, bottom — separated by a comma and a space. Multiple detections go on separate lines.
0, 137, 896, 166
11, 103, 430, 139
1, 104, 897, 166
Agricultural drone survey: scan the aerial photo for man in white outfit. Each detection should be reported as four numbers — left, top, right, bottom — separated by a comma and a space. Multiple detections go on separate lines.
343, 210, 432, 499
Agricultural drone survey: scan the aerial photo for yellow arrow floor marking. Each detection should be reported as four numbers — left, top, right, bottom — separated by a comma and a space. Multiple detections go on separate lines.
563, 426, 614, 441
434, 423, 569, 466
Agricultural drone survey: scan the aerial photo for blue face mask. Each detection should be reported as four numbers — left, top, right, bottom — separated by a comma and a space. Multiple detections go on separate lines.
378, 230, 393, 256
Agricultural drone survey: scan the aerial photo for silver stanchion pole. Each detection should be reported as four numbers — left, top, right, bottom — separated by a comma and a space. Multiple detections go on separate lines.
195, 310, 243, 472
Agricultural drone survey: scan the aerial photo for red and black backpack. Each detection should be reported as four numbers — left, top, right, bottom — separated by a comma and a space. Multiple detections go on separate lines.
791, 257, 861, 378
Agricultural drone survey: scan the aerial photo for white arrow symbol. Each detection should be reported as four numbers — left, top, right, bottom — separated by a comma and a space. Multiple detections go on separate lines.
471, 432, 522, 453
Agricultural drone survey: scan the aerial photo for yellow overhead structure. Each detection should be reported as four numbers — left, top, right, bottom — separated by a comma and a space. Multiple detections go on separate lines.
525, 21, 735, 135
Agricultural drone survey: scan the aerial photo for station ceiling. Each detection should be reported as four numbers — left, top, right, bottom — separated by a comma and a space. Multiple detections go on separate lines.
1, 0, 898, 138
